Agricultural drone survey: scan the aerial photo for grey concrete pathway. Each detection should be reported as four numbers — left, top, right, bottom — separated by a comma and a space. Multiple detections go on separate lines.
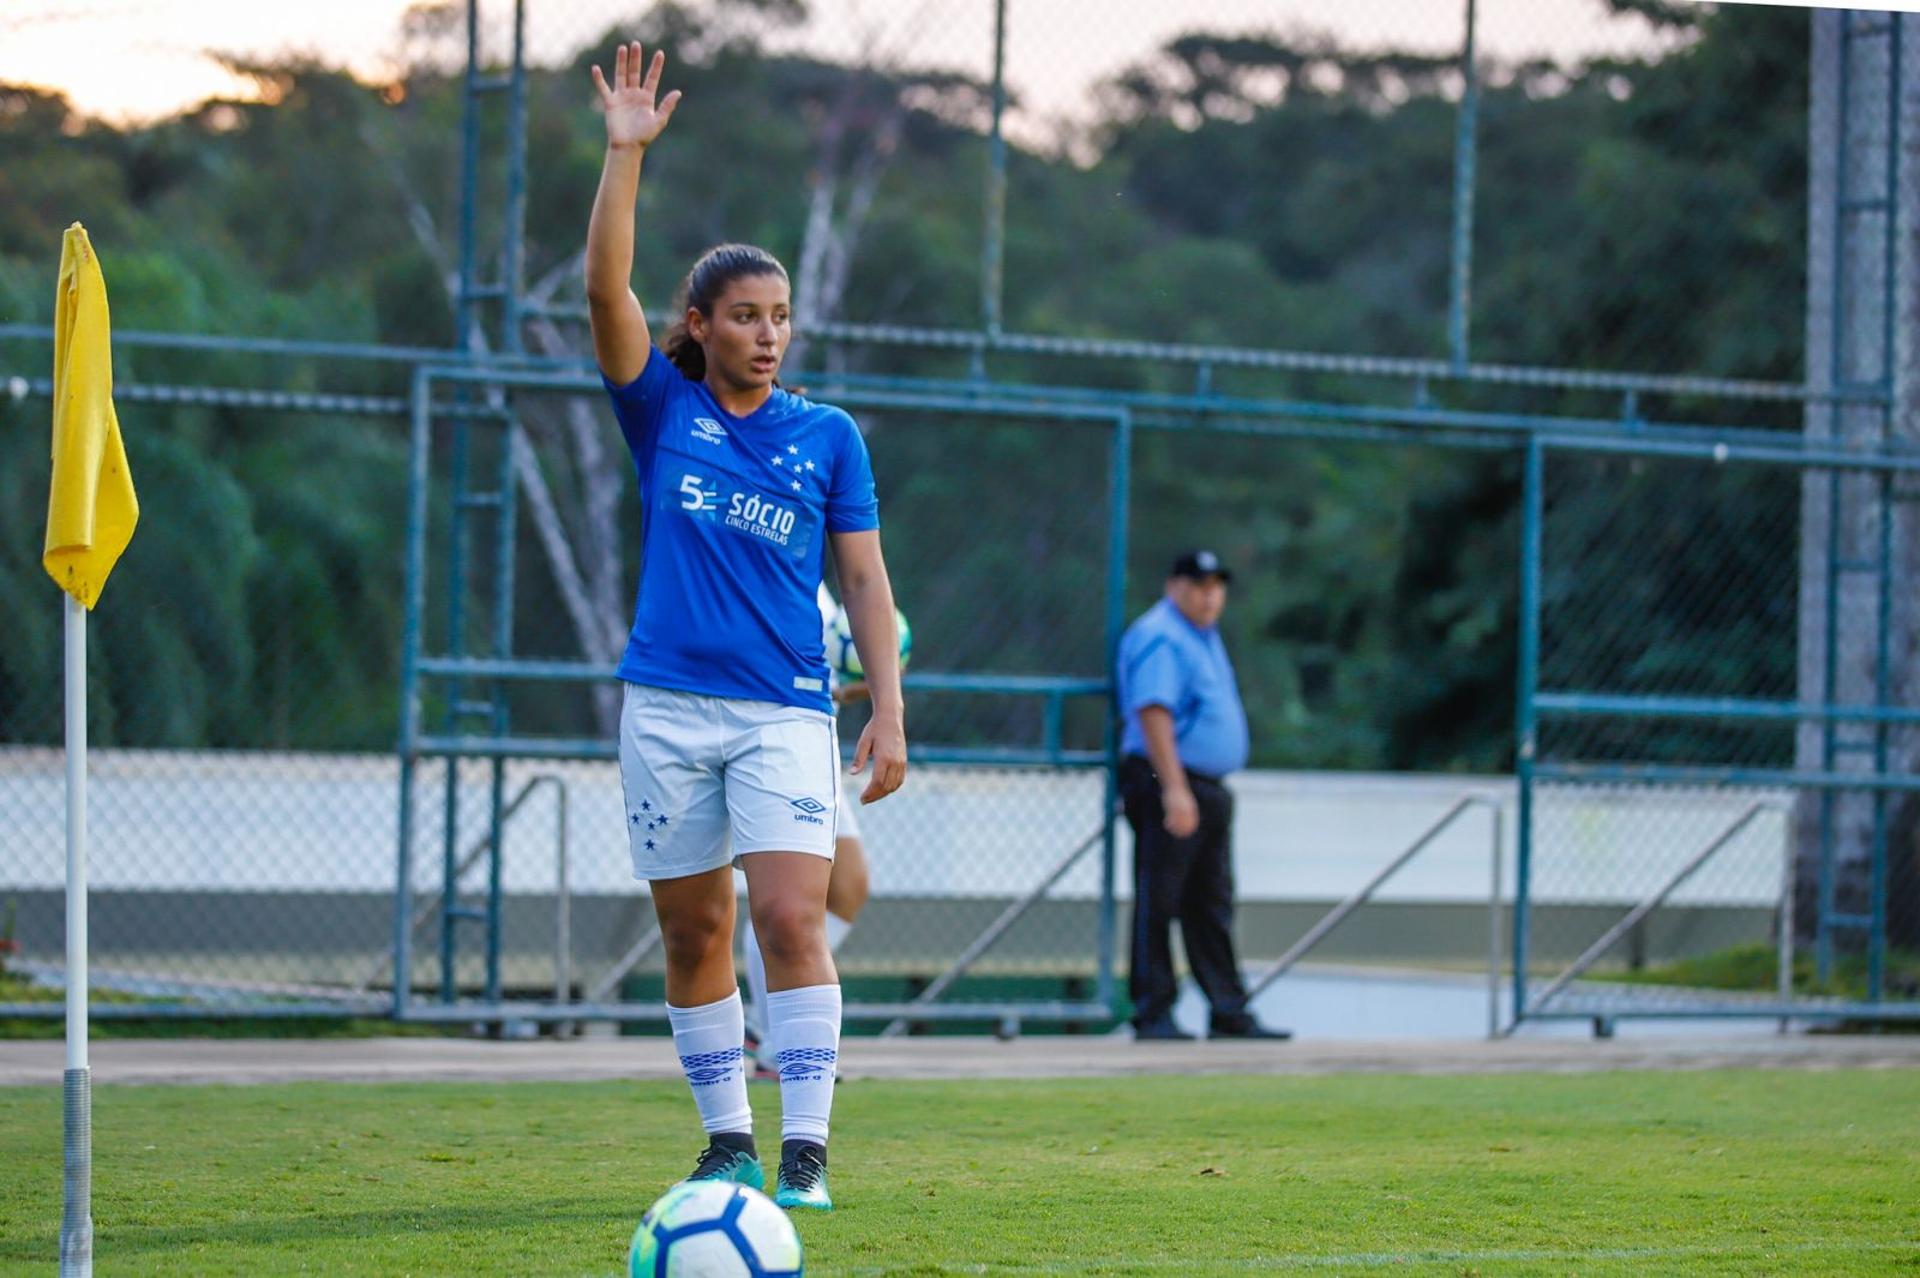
2, 1032, 1916, 1088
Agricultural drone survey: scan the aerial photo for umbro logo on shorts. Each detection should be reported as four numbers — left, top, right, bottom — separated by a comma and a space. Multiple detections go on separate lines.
692, 416, 728, 444
789, 797, 827, 814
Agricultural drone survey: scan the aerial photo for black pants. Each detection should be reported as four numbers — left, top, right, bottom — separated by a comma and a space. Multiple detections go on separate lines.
1121, 754, 1251, 1028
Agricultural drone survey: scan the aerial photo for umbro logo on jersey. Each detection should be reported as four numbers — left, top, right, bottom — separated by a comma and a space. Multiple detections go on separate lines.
692, 417, 728, 444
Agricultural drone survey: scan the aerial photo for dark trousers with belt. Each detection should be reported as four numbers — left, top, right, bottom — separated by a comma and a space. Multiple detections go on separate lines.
1120, 754, 1252, 1029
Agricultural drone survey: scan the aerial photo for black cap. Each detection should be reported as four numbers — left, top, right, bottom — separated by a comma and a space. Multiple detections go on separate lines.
1169, 549, 1232, 582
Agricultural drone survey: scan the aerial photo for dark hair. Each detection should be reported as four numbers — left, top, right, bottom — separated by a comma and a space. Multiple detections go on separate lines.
661, 243, 790, 381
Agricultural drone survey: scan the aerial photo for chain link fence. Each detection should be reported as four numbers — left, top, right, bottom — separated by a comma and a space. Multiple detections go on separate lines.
5, 2, 1907, 1032
0, 398, 408, 1017
386, 373, 1122, 1027
1527, 440, 1799, 1017
1525, 437, 1920, 1026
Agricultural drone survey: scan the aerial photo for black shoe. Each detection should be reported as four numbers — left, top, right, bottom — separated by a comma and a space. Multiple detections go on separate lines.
684, 1132, 765, 1188
1133, 1016, 1197, 1041
1209, 1015, 1292, 1041
774, 1139, 832, 1210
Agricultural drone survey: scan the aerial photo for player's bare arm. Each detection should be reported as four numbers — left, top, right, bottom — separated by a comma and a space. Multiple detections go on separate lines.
585, 42, 682, 384
832, 530, 907, 803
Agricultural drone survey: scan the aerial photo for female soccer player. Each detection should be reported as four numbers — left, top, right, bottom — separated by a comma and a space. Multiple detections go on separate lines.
585, 41, 907, 1212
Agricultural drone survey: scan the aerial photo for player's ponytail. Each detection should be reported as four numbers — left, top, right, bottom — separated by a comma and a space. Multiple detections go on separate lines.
663, 243, 790, 382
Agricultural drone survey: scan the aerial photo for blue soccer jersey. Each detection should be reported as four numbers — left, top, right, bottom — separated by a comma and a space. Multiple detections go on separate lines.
603, 347, 880, 713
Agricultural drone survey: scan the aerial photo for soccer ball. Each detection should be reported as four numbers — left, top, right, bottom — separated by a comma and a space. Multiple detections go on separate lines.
827, 605, 912, 681
628, 1181, 802, 1278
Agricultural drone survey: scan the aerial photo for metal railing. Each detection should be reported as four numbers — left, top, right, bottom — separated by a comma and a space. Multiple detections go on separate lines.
362, 772, 571, 1002
1524, 801, 1791, 1031
1243, 794, 1507, 1039
878, 823, 1111, 1039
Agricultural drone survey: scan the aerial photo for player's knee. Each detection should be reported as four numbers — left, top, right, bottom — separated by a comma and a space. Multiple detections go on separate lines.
751, 898, 824, 963
659, 905, 731, 969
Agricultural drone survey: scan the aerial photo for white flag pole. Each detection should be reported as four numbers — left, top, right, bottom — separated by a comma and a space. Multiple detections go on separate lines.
61, 590, 93, 1278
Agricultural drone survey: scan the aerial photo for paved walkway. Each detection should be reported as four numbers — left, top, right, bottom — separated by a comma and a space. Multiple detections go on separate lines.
2, 1032, 1917, 1088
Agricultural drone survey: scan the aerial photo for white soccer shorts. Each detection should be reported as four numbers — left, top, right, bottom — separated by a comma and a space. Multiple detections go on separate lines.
618, 682, 840, 880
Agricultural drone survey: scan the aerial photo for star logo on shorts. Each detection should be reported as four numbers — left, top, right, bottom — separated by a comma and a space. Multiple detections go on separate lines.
640, 799, 653, 812
628, 812, 642, 826
644, 838, 657, 851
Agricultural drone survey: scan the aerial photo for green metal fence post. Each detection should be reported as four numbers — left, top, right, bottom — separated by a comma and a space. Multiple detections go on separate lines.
1448, 0, 1479, 370
393, 366, 435, 1019
502, 0, 528, 354
1815, 12, 1855, 983
439, 413, 471, 1004
1098, 407, 1132, 1011
981, 0, 1009, 340
1512, 435, 1543, 1025
1866, 14, 1902, 1004
484, 411, 520, 1006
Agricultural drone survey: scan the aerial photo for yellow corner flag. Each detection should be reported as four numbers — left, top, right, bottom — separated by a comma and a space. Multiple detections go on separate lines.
44, 223, 138, 609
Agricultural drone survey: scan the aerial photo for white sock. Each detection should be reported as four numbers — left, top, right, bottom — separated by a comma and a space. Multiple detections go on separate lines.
741, 916, 770, 1042
825, 911, 854, 953
766, 983, 841, 1145
744, 912, 853, 1051
666, 992, 752, 1137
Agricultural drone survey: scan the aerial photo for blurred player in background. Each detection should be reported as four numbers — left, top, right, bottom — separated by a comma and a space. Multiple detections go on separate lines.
740, 582, 874, 1077
585, 41, 907, 1212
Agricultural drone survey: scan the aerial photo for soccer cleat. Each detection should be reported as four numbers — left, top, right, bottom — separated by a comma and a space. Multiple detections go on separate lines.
684, 1136, 765, 1190
773, 1140, 832, 1211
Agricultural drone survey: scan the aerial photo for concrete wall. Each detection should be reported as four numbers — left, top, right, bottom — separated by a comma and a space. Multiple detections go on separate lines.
1, 748, 1788, 988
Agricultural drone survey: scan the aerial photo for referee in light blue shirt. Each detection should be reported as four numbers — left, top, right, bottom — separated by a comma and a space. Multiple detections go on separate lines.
1117, 550, 1289, 1041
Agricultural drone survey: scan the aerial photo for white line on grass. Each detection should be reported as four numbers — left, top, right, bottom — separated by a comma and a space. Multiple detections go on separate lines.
837, 1238, 1920, 1275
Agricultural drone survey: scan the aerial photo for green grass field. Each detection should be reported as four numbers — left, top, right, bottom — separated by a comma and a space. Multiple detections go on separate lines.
2, 1069, 1917, 1276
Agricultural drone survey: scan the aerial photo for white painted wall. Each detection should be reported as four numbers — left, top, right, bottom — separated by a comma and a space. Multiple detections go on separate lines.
0, 748, 1789, 906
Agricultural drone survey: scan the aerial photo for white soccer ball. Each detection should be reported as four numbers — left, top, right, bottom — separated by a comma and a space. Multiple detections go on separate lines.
827, 605, 912, 681
628, 1180, 803, 1278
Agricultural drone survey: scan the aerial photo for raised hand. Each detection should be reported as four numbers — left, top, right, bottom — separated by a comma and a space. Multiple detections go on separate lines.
590, 41, 681, 152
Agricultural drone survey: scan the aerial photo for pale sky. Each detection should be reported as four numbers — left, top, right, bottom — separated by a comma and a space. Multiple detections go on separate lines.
0, 0, 1692, 130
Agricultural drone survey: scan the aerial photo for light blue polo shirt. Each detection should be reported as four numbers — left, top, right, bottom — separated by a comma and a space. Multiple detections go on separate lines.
1117, 598, 1250, 778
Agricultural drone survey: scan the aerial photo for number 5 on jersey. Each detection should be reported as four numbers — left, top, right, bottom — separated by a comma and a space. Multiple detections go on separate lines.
679, 473, 719, 513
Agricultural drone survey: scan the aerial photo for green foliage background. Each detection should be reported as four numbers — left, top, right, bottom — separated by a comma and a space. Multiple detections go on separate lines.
0, 1, 1808, 770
